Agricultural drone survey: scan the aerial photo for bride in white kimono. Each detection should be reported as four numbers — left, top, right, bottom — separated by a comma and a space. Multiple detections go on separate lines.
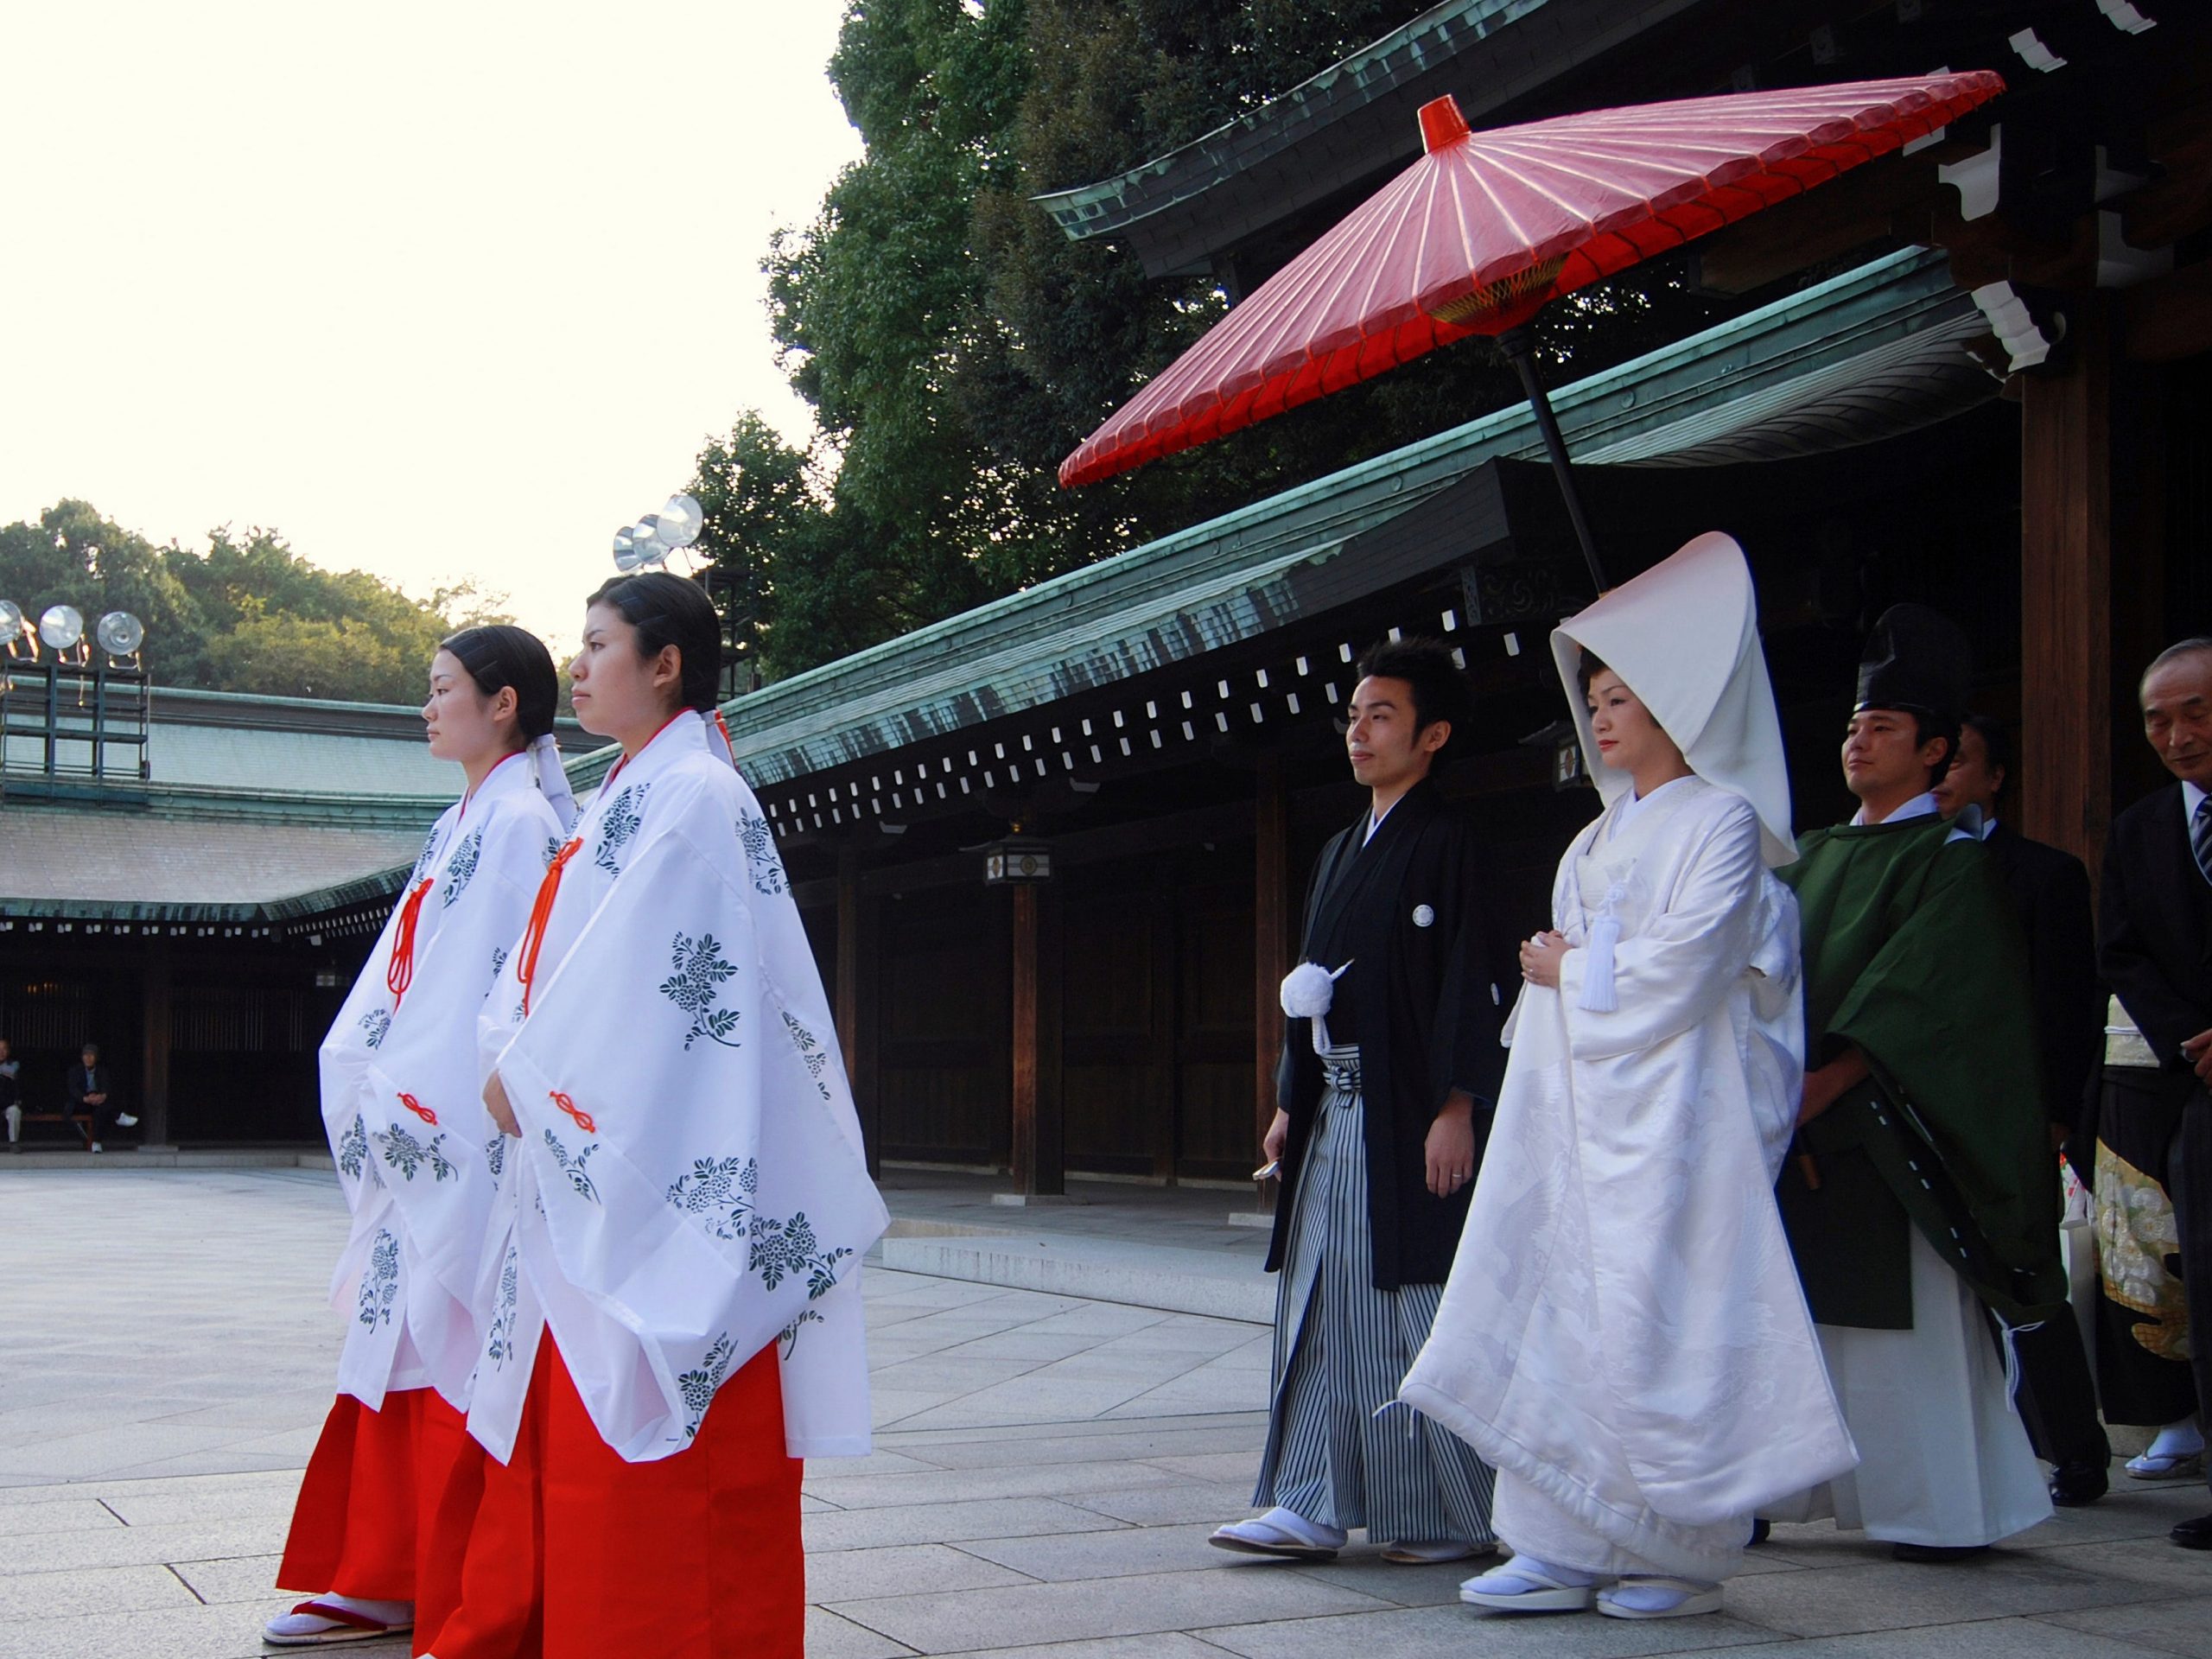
1399, 533, 1856, 1620
271, 626, 574, 1649
433, 572, 888, 1659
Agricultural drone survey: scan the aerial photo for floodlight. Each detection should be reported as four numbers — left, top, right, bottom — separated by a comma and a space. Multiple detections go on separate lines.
0, 600, 21, 639
659, 493, 703, 546
38, 605, 83, 651
96, 611, 145, 655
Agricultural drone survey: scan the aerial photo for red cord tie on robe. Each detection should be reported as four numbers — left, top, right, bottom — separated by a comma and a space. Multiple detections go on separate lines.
385, 878, 435, 1007
550, 1091, 596, 1135
517, 838, 582, 1015
399, 1092, 438, 1128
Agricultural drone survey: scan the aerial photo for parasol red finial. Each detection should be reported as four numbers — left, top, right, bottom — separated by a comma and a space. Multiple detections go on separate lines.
1418, 94, 1471, 154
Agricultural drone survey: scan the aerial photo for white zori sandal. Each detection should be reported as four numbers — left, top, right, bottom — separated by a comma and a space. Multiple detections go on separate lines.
1596, 1576, 1724, 1619
1459, 1556, 1602, 1611
263, 1595, 414, 1646
2126, 1420, 2205, 1482
1208, 1507, 1348, 1561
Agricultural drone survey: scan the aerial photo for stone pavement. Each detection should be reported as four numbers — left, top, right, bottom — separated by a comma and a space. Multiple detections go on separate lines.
1, 1166, 2206, 1658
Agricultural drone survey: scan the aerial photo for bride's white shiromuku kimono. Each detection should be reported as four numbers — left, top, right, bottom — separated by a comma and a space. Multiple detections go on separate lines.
469, 709, 889, 1465
321, 750, 569, 1409
1398, 532, 1857, 1582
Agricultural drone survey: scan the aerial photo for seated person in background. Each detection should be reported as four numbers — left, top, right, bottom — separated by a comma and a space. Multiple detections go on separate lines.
67, 1043, 138, 1153
1, 1038, 19, 1151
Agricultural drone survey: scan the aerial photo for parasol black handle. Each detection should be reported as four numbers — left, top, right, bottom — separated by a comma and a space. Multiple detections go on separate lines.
1500, 326, 1608, 594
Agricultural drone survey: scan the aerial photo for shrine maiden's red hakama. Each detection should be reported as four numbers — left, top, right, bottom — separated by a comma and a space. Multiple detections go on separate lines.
279, 753, 569, 1631
426, 1341, 800, 1658
435, 710, 887, 1656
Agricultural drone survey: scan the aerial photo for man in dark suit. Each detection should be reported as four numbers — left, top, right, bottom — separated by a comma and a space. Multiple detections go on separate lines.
2099, 639, 2212, 1549
66, 1043, 137, 1154
1936, 715, 2112, 1504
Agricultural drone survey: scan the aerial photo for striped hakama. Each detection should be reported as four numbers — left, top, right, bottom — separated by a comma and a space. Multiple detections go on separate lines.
1255, 1046, 1496, 1545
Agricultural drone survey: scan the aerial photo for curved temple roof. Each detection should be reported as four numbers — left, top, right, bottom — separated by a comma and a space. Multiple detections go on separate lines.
1033, 0, 1706, 278
708, 249, 1986, 815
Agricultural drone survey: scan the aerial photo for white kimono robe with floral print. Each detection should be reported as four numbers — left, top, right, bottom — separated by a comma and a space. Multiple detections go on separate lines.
469, 710, 887, 1465
1400, 777, 1858, 1579
321, 752, 569, 1411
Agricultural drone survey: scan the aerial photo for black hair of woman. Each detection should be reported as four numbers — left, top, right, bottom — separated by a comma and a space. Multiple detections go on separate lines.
588, 573, 723, 713
441, 624, 561, 741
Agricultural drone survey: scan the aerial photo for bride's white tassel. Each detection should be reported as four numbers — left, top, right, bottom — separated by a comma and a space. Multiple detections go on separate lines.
1578, 885, 1627, 1013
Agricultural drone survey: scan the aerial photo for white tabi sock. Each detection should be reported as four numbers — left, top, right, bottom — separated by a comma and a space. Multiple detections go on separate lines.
2147, 1417, 2205, 1461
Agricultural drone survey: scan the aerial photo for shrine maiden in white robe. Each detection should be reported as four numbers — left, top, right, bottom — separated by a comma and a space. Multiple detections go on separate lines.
469, 710, 888, 1464
1399, 532, 1857, 1581
321, 751, 569, 1410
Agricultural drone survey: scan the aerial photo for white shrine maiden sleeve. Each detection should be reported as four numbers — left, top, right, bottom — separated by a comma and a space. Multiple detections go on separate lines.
486, 780, 887, 1461
357, 806, 556, 1319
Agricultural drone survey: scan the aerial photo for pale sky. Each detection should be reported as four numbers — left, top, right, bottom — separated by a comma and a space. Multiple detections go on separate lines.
0, 3, 861, 648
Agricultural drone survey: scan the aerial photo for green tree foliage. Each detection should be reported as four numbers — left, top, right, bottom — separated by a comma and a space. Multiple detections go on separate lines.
728, 0, 1721, 679
0, 500, 505, 703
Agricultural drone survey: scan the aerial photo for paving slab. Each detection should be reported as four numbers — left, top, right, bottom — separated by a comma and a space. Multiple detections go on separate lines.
955, 1520, 1228, 1582
804, 1497, 1129, 1554
10, 1166, 2212, 1659
804, 1457, 1185, 1512
921, 1637, 1231, 1659
0, 1560, 204, 1621
1718, 1619, 2172, 1658
823, 1563, 1394, 1653
1718, 1549, 2169, 1638
1190, 1602, 1783, 1658
806, 1542, 1038, 1601
1061, 1480, 1262, 1527
2037, 1595, 2212, 1658
809, 1605, 923, 1659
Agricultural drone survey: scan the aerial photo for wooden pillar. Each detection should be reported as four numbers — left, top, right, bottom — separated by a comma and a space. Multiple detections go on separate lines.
835, 846, 880, 1177
2019, 300, 2114, 876
1253, 754, 1291, 1186
139, 947, 173, 1148
1008, 882, 1064, 1196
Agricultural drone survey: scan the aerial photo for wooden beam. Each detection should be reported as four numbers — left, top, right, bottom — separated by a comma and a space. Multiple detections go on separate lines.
2018, 300, 2114, 878
835, 845, 860, 1062
2124, 261, 2212, 362
139, 947, 172, 1148
834, 845, 881, 1177
1687, 152, 1939, 296
1252, 754, 1290, 1205
1008, 883, 1064, 1196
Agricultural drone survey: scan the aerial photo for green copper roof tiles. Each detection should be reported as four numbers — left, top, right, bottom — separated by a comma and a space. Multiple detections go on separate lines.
708, 249, 1969, 790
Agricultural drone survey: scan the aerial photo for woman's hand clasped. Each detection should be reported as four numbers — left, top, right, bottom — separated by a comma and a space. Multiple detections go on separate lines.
1519, 930, 1567, 988
483, 1071, 521, 1138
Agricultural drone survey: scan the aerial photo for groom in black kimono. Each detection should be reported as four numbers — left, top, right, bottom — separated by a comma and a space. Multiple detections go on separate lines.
1211, 638, 1505, 1565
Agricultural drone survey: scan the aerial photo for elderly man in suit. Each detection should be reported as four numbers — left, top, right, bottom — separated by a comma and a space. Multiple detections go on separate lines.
2099, 639, 2212, 1549
1935, 715, 2112, 1505
66, 1043, 137, 1154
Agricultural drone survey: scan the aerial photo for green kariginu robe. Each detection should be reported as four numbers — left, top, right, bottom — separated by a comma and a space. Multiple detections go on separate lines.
1777, 810, 2068, 1331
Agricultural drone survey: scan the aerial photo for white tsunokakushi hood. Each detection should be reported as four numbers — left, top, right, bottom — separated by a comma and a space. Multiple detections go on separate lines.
1550, 531, 1797, 868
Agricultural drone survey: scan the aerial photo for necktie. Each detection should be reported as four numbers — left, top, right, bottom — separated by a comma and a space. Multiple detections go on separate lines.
2195, 798, 2212, 887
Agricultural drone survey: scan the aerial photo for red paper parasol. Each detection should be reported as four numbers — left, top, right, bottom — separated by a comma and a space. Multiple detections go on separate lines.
1059, 72, 2005, 583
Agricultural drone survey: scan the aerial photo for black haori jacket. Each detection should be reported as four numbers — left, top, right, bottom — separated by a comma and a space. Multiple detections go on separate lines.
1265, 780, 1507, 1290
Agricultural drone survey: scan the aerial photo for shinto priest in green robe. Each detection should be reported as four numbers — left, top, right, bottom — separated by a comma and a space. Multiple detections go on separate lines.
1766, 603, 2063, 1549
